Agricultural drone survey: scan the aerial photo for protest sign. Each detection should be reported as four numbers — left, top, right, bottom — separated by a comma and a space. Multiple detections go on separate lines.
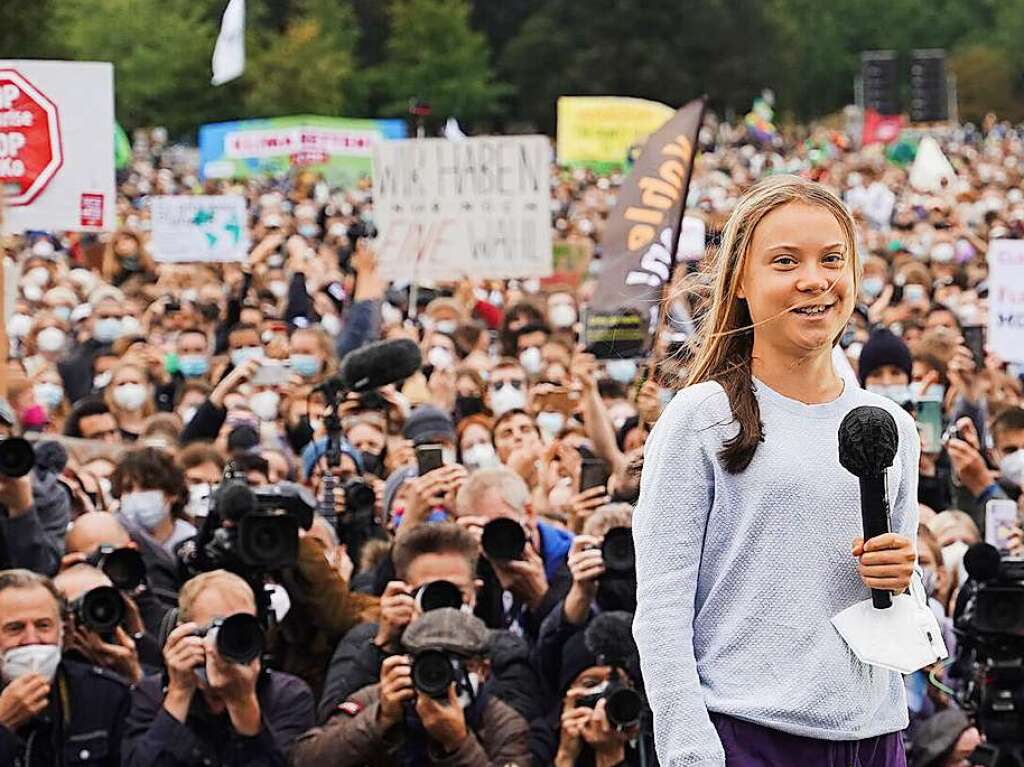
150, 195, 249, 263
557, 96, 674, 172
585, 98, 705, 359
0, 60, 115, 232
372, 136, 553, 282
988, 239, 1024, 364
199, 115, 406, 186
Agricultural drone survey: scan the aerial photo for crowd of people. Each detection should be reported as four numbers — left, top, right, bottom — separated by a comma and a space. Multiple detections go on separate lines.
0, 112, 1021, 766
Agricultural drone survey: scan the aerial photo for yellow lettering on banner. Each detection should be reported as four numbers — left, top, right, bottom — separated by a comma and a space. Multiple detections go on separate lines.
628, 224, 655, 251
658, 159, 686, 190
624, 133, 693, 253
638, 177, 677, 210
624, 207, 662, 225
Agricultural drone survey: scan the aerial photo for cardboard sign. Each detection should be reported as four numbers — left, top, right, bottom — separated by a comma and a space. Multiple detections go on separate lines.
557, 96, 674, 172
988, 239, 1024, 364
373, 136, 553, 281
150, 195, 249, 263
0, 60, 115, 232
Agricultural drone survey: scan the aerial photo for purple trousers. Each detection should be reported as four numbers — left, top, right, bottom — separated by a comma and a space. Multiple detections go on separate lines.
710, 712, 907, 767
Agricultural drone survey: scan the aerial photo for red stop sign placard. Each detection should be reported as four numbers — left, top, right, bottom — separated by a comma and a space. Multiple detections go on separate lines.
0, 69, 63, 206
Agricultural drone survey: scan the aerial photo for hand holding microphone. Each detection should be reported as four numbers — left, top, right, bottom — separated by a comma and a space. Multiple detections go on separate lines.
851, 533, 916, 597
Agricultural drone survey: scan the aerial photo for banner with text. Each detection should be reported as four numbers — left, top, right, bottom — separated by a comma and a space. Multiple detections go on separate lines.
373, 136, 553, 282
557, 96, 674, 172
989, 239, 1024, 364
584, 98, 705, 359
199, 115, 406, 186
1, 60, 115, 232
150, 195, 249, 263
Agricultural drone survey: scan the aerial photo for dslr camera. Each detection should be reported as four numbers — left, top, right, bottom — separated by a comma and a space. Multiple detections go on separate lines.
575, 678, 645, 729
69, 585, 125, 636
191, 612, 265, 665
205, 479, 316, 572
411, 649, 474, 700
414, 580, 464, 613
86, 545, 146, 592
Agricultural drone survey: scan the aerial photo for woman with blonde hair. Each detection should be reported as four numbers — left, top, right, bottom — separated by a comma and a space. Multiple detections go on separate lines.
632, 176, 919, 766
103, 361, 156, 441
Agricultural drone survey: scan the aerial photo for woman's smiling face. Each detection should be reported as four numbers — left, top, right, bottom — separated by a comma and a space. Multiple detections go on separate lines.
738, 201, 855, 356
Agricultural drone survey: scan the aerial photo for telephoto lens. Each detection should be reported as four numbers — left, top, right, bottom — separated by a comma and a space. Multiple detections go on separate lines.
411, 649, 456, 699
237, 512, 300, 569
87, 546, 146, 591
0, 437, 35, 478
71, 586, 126, 634
414, 580, 464, 612
481, 518, 526, 562
575, 681, 644, 728
600, 527, 635, 573
198, 613, 265, 664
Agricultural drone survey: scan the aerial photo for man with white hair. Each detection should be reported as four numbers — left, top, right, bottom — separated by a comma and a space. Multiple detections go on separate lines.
455, 467, 573, 639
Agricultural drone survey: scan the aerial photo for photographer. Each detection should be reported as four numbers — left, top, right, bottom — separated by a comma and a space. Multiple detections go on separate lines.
0, 410, 69, 576
552, 612, 650, 767
320, 523, 545, 730
0, 569, 131, 766
123, 570, 314, 766
53, 563, 144, 683
455, 467, 573, 639
292, 607, 530, 766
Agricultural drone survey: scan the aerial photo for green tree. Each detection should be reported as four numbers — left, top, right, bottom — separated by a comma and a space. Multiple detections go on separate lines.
371, 0, 508, 125
0, 0, 59, 59
243, 0, 359, 117
55, 0, 230, 136
949, 43, 1024, 123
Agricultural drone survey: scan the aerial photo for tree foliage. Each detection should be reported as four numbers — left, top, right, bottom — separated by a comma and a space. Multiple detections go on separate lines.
370, 0, 509, 124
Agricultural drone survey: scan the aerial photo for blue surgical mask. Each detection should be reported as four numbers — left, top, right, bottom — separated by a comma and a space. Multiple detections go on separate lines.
536, 411, 565, 438
178, 355, 209, 378
94, 317, 124, 343
121, 489, 168, 532
290, 354, 322, 378
862, 276, 885, 299
606, 358, 638, 384
867, 383, 912, 405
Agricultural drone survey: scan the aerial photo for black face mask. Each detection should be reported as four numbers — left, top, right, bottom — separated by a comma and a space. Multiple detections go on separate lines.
454, 395, 485, 422
360, 450, 385, 479
596, 572, 637, 613
286, 417, 315, 454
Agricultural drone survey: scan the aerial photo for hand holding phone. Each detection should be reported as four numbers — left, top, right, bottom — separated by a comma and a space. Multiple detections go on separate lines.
985, 500, 1019, 553
415, 444, 445, 476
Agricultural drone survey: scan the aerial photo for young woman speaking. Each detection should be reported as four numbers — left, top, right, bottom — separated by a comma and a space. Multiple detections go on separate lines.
633, 176, 918, 767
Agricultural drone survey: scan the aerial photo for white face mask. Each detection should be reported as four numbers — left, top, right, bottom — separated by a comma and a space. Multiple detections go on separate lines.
536, 411, 565, 438
999, 451, 1024, 488
867, 384, 912, 405
320, 314, 342, 336
606, 358, 638, 384
490, 384, 527, 416
427, 346, 455, 370
94, 317, 124, 343
435, 319, 458, 335
518, 347, 543, 376
8, 313, 32, 338
269, 281, 288, 298
268, 583, 292, 623
230, 346, 263, 368
180, 406, 198, 425
34, 382, 65, 411
93, 370, 113, 391
187, 483, 212, 519
113, 382, 149, 411
121, 316, 143, 336
25, 266, 51, 287
1, 643, 61, 684
121, 489, 169, 532
250, 390, 281, 421
941, 540, 970, 584
36, 326, 67, 353
463, 443, 499, 472
548, 304, 577, 329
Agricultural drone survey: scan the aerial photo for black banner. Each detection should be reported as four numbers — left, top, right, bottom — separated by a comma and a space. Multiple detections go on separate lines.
584, 97, 705, 359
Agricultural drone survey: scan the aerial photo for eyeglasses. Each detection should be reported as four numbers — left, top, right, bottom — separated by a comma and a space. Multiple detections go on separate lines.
492, 380, 524, 391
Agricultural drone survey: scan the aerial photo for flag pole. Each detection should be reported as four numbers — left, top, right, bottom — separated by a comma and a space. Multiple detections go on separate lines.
0, 189, 8, 400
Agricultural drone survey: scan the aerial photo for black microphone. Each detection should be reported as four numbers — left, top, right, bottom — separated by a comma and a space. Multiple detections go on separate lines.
963, 542, 1001, 583
838, 405, 899, 610
316, 338, 423, 396
215, 482, 257, 524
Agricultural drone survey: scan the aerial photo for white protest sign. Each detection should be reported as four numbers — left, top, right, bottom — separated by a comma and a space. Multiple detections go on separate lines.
1, 60, 115, 232
988, 239, 1024, 364
150, 195, 249, 263
373, 136, 552, 281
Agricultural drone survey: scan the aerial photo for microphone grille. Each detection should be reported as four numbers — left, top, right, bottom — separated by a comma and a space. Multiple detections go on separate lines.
838, 405, 899, 477
963, 542, 1002, 582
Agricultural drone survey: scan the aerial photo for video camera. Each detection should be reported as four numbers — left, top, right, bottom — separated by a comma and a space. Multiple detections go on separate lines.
203, 477, 316, 572
191, 612, 264, 665
0, 437, 35, 478
953, 544, 1024, 766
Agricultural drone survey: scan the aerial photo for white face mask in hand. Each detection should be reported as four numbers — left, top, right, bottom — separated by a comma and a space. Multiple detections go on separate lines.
2, 643, 62, 683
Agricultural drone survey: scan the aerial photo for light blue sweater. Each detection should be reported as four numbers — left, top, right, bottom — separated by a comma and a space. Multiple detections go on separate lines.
632, 377, 919, 766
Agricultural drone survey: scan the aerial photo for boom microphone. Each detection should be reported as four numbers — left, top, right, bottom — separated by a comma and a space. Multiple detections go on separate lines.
316, 338, 422, 396
838, 405, 899, 610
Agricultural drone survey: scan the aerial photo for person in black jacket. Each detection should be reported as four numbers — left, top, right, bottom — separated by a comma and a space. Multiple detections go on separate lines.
122, 569, 314, 766
0, 569, 131, 766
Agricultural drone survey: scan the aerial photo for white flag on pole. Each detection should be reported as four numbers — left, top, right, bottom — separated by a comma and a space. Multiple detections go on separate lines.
211, 0, 245, 86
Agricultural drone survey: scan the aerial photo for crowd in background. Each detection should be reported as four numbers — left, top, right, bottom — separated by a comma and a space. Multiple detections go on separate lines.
0, 112, 1022, 766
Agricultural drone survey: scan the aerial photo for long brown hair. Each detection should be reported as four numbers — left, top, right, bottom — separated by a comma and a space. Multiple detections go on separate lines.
678, 175, 860, 473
